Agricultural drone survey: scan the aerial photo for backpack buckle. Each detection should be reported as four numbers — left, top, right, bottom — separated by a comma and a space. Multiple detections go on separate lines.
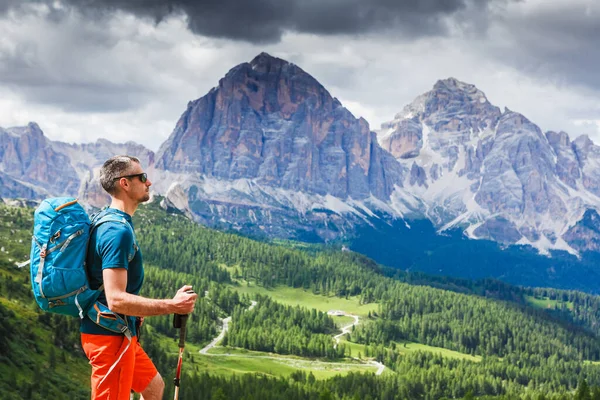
50, 231, 61, 243
48, 299, 65, 308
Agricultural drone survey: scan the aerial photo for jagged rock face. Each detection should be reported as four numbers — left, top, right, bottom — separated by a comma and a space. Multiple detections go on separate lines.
572, 135, 600, 197
409, 162, 427, 187
424, 78, 501, 138
0, 123, 80, 196
380, 118, 422, 159
563, 209, 600, 253
546, 131, 580, 189
378, 78, 600, 255
155, 52, 402, 201
0, 123, 154, 206
156, 173, 372, 242
0, 171, 43, 199
475, 111, 565, 218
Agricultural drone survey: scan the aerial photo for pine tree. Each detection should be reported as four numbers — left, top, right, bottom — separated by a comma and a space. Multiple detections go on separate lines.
576, 379, 592, 400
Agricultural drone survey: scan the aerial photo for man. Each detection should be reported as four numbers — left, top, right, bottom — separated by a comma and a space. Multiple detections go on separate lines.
81, 155, 197, 400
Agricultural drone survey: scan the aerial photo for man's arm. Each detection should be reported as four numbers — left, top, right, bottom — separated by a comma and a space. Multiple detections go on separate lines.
103, 268, 197, 317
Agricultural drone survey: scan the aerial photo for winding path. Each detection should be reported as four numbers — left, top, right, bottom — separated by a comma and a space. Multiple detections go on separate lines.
329, 311, 385, 375
200, 301, 256, 355
199, 316, 231, 355
199, 302, 385, 375
332, 313, 360, 346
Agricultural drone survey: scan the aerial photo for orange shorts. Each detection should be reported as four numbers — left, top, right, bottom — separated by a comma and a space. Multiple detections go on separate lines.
81, 333, 158, 400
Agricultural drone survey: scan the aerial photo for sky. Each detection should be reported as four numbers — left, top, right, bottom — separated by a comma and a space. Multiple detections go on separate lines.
0, 0, 599, 152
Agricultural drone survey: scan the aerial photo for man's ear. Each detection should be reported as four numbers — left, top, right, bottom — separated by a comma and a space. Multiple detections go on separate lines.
117, 177, 130, 192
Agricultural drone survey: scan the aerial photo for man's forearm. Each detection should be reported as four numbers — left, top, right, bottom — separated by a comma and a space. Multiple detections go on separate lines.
106, 292, 175, 317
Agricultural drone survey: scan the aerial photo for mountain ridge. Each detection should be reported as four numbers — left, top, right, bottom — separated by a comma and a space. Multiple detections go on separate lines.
3, 52, 600, 262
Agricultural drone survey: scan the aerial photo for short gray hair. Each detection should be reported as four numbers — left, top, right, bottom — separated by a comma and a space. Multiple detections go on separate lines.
99, 155, 141, 194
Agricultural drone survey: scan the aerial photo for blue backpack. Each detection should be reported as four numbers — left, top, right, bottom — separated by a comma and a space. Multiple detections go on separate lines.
29, 197, 135, 337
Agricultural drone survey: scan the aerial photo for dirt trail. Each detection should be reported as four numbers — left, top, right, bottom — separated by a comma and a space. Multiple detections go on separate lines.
200, 302, 385, 375
329, 311, 385, 375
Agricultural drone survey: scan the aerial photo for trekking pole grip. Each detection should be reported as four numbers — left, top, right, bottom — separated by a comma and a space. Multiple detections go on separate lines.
178, 314, 188, 348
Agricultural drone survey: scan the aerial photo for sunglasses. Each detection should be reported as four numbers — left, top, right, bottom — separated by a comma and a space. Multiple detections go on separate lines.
114, 172, 148, 183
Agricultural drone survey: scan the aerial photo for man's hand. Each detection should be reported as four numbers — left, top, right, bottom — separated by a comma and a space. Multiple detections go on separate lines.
171, 285, 197, 315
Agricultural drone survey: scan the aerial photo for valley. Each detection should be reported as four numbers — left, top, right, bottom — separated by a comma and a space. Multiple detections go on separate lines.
3, 199, 600, 398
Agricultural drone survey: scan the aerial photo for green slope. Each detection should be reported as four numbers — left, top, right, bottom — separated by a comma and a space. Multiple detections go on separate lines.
3, 200, 600, 399
0, 204, 90, 399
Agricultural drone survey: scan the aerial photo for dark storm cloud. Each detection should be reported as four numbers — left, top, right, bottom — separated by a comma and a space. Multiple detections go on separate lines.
3, 0, 503, 43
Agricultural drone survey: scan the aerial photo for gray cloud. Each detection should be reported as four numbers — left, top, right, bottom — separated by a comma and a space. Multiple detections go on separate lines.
0, 5, 168, 113
0, 0, 24, 13
484, 1, 600, 92
1, 0, 507, 43
1, 0, 600, 150
19, 83, 154, 113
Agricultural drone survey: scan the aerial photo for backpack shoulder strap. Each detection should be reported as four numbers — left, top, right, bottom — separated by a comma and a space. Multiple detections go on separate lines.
91, 212, 138, 262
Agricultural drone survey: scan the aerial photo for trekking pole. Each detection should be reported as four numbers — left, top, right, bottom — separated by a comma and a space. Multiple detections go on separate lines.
173, 290, 194, 400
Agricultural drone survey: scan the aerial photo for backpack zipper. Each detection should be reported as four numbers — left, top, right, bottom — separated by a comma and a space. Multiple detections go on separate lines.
47, 285, 88, 303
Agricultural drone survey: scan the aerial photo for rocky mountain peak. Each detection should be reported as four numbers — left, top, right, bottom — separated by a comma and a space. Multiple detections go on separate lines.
572, 135, 596, 163
0, 122, 80, 197
6, 122, 44, 138
249, 52, 288, 72
27, 121, 42, 133
0, 122, 154, 206
430, 77, 494, 108
155, 52, 402, 201
433, 77, 483, 96
378, 78, 501, 161
546, 131, 570, 147
573, 134, 594, 150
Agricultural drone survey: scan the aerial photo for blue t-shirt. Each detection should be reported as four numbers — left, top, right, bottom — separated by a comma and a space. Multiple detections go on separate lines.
80, 208, 144, 336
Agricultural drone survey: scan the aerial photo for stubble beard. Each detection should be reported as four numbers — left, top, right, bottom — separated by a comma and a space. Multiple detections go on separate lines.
135, 189, 150, 205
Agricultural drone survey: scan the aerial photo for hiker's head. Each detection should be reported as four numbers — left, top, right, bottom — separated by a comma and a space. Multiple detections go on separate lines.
100, 155, 151, 200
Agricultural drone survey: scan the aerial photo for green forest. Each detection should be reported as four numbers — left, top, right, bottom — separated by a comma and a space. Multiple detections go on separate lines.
223, 294, 346, 358
3, 199, 600, 399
